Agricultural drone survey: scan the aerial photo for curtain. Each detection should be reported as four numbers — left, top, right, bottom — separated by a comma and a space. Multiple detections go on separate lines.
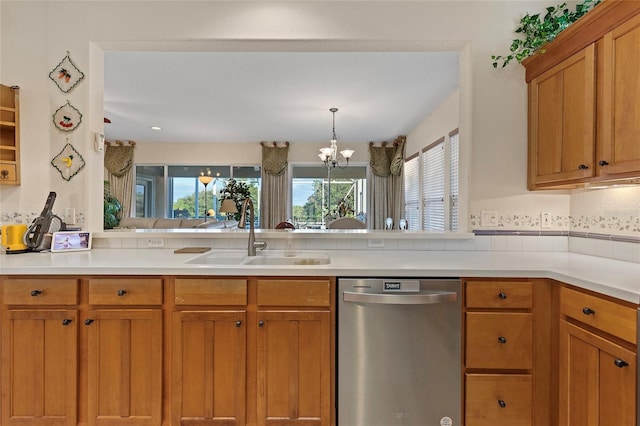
367, 136, 405, 229
259, 141, 289, 229
104, 141, 136, 218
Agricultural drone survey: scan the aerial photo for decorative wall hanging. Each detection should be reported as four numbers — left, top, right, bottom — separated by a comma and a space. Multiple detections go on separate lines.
51, 141, 85, 181
49, 51, 85, 93
53, 100, 82, 132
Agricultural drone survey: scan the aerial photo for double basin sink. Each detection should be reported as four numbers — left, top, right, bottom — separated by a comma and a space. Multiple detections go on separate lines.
186, 250, 331, 266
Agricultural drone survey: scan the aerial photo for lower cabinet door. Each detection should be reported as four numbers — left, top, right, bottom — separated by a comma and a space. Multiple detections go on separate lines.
1, 309, 78, 426
559, 320, 636, 426
465, 374, 532, 426
85, 309, 162, 426
256, 310, 331, 426
172, 310, 246, 425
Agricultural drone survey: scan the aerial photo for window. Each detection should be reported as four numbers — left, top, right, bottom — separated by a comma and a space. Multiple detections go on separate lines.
291, 165, 367, 229
134, 164, 261, 224
403, 153, 420, 231
405, 129, 459, 232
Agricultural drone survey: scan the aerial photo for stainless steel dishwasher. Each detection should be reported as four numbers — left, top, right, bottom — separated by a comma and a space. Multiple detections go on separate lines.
338, 277, 461, 426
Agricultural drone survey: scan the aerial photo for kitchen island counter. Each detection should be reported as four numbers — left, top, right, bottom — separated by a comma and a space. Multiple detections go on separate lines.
1, 249, 639, 303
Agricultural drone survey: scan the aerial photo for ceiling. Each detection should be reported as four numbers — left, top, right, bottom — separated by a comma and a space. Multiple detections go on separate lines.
103, 51, 459, 144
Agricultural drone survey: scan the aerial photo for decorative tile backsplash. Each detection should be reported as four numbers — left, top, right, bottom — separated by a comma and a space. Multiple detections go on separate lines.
1, 210, 85, 228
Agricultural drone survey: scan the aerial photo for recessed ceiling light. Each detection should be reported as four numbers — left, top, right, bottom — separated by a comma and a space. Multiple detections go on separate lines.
151, 126, 161, 130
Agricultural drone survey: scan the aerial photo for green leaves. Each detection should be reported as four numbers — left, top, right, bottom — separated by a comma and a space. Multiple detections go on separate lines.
492, 0, 600, 69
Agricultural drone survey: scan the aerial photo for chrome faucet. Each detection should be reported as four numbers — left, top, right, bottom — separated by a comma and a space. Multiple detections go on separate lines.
239, 197, 267, 256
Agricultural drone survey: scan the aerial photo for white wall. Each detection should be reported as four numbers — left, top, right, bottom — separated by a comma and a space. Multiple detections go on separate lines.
0, 1, 581, 232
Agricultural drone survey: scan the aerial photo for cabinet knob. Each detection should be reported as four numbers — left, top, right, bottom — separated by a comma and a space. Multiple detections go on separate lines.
578, 164, 589, 170
258, 320, 264, 328
497, 336, 507, 344
84, 319, 94, 326
497, 399, 506, 408
615, 359, 629, 368
62, 319, 72, 326
236, 320, 242, 327
598, 160, 609, 166
117, 289, 127, 296
498, 292, 507, 299
582, 307, 596, 315
30, 290, 42, 297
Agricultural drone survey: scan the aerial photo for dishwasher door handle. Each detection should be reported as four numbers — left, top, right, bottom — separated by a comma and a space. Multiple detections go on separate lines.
343, 291, 457, 305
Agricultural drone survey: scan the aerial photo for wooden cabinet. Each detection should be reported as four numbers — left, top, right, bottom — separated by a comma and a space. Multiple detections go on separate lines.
255, 279, 331, 426
172, 277, 333, 426
597, 12, 640, 179
524, 2, 640, 189
172, 278, 247, 425
0, 275, 334, 425
463, 278, 552, 426
85, 278, 163, 426
0, 84, 20, 185
558, 285, 637, 426
527, 45, 595, 188
1, 278, 79, 425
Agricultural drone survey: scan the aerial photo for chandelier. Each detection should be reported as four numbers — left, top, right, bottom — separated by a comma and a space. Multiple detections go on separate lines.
318, 108, 354, 169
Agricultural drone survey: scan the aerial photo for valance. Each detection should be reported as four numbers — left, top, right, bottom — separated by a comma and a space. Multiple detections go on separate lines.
369, 136, 406, 177
104, 141, 135, 177
261, 141, 290, 176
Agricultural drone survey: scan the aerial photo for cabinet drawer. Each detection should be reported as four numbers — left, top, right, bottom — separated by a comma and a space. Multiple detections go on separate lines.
0, 162, 17, 183
466, 280, 533, 309
466, 312, 533, 369
560, 286, 637, 344
257, 279, 330, 307
3, 278, 78, 305
465, 374, 532, 426
174, 278, 247, 306
88, 278, 163, 305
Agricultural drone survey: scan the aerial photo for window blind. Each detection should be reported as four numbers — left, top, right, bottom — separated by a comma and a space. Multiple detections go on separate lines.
449, 130, 459, 231
422, 141, 445, 231
403, 153, 420, 231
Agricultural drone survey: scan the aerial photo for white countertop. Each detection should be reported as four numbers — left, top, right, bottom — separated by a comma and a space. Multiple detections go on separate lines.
1, 248, 639, 303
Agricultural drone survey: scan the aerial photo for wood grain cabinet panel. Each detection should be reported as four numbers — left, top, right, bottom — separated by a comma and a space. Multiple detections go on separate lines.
466, 280, 533, 309
466, 312, 533, 369
559, 319, 636, 426
88, 278, 163, 305
1, 309, 78, 425
256, 310, 331, 426
174, 278, 247, 306
560, 286, 637, 344
598, 12, 640, 178
85, 309, 162, 426
465, 374, 532, 426
257, 279, 330, 307
172, 310, 246, 425
3, 278, 78, 305
528, 44, 595, 188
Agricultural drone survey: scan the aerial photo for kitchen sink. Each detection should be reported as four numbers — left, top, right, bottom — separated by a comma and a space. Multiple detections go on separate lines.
186, 250, 330, 266
243, 252, 330, 266
185, 250, 247, 265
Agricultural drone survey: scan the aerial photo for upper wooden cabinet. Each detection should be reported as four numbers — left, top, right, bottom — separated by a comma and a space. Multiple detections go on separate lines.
0, 84, 20, 185
523, 1, 640, 189
528, 45, 596, 188
597, 12, 640, 178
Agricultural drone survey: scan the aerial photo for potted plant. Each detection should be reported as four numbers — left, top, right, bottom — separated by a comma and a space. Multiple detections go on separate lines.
104, 180, 122, 229
491, 0, 600, 68
219, 178, 251, 221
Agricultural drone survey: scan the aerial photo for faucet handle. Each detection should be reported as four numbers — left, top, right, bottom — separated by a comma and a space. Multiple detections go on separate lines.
254, 241, 268, 251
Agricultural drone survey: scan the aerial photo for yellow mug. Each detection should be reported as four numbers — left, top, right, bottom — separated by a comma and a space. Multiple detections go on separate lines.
1, 224, 28, 252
